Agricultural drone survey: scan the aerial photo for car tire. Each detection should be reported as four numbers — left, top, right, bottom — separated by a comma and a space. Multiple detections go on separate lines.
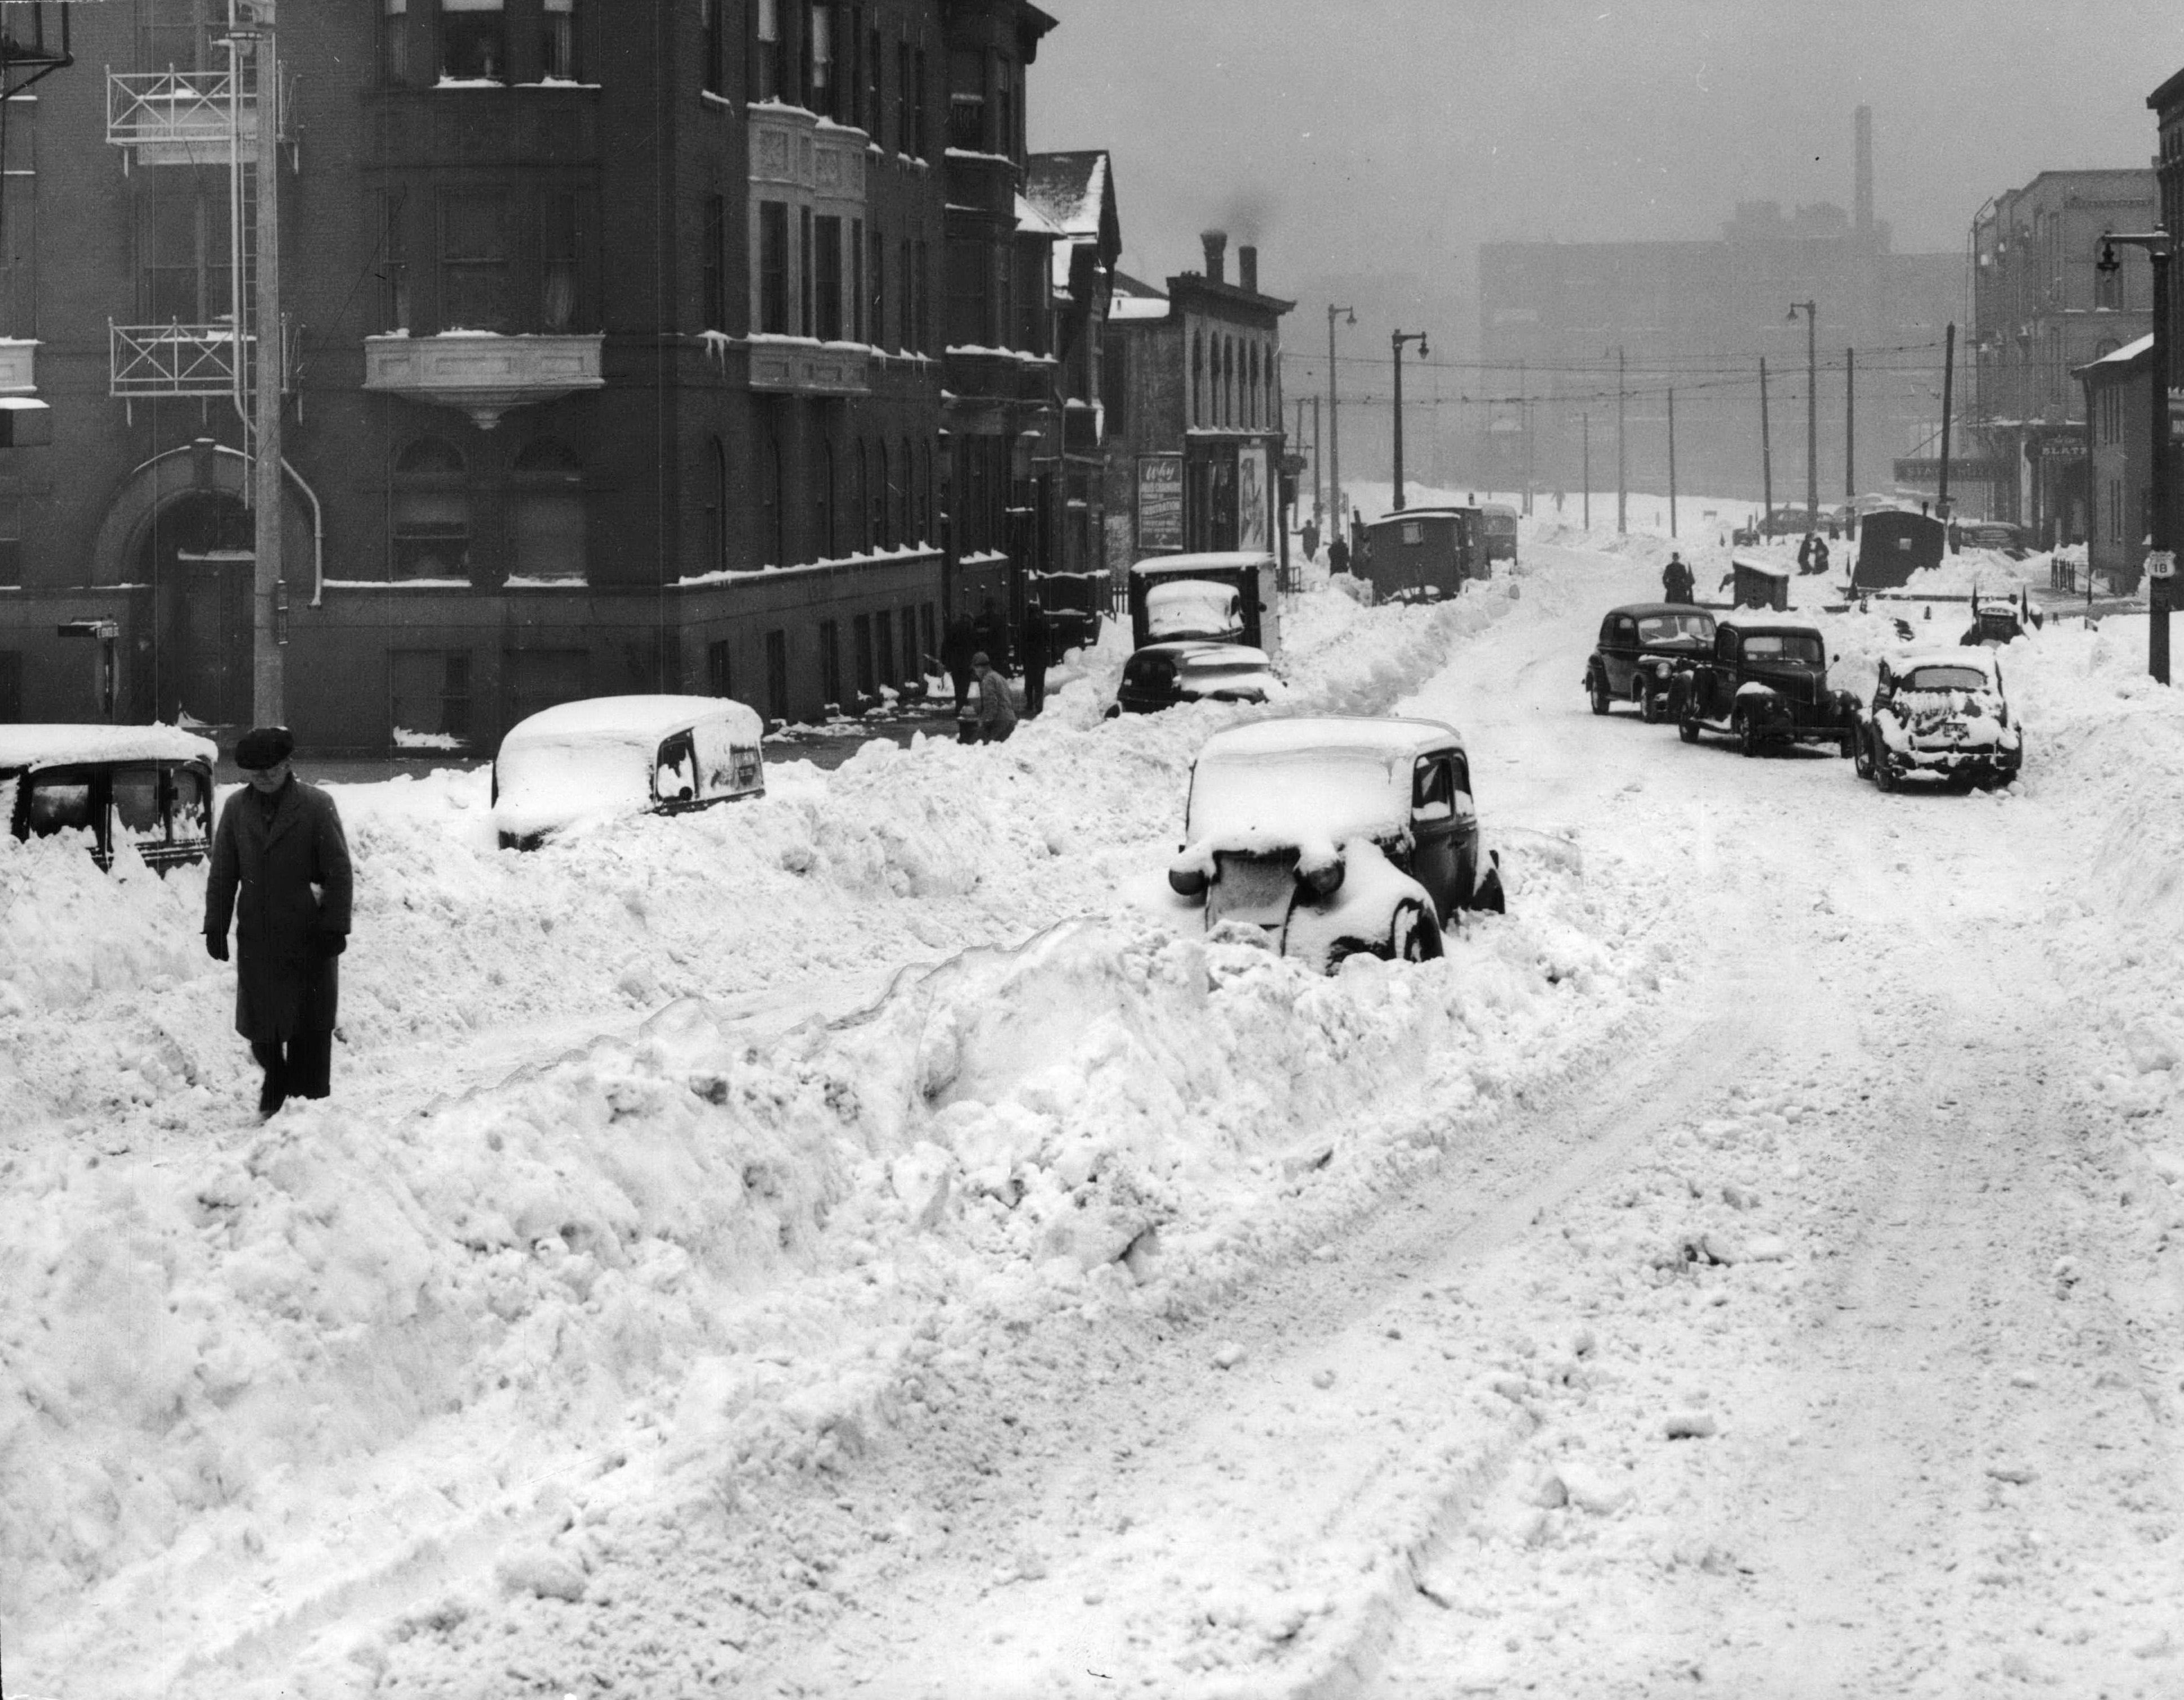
1839, 727, 1858, 760
1588, 671, 1610, 716
1678, 716, 1700, 744
1640, 687, 1663, 724
1853, 731, 1874, 779
1395, 901, 1444, 962
1738, 713, 1761, 758
1875, 755, 1896, 794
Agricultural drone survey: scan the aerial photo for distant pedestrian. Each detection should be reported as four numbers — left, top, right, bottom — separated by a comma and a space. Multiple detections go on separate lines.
1662, 552, 1695, 604
203, 727, 353, 1119
972, 650, 1017, 743
1796, 533, 1818, 574
1020, 600, 1052, 717
1327, 534, 1352, 576
1301, 519, 1321, 561
1809, 534, 1831, 577
940, 612, 977, 711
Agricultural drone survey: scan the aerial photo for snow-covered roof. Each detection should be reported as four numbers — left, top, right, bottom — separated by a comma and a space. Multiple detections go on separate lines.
0, 723, 218, 771
1013, 193, 1065, 240
2087, 333, 2154, 369
1024, 152, 1109, 238
1132, 551, 1274, 577
1195, 715, 1461, 766
498, 695, 764, 750
1108, 270, 1169, 323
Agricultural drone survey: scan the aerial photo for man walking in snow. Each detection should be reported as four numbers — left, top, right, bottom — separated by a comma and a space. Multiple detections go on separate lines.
971, 651, 1017, 743
1662, 552, 1695, 604
203, 726, 353, 1118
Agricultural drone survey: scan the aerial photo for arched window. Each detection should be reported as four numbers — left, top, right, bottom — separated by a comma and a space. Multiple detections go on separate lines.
707, 435, 728, 575
762, 430, 785, 566
853, 440, 870, 553
1248, 343, 1261, 427
1191, 331, 1204, 425
901, 434, 915, 545
391, 437, 469, 581
815, 437, 837, 560
510, 440, 586, 581
1224, 338, 1235, 426
874, 439, 892, 548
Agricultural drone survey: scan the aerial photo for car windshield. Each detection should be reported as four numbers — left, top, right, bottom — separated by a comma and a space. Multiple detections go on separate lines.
1901, 666, 1989, 693
1743, 634, 1823, 666
1637, 613, 1713, 644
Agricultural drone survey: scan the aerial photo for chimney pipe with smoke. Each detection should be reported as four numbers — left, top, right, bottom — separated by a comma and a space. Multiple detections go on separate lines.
1201, 230, 1228, 285
1238, 245, 1259, 294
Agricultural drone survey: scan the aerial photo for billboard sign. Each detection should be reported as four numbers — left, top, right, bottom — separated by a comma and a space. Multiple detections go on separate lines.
1136, 453, 1183, 552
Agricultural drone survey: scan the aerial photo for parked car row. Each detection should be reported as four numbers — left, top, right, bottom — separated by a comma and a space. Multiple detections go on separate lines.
1583, 600, 2025, 790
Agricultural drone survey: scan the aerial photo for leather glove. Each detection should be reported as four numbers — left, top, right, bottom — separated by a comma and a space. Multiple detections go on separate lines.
317, 932, 348, 959
205, 932, 229, 962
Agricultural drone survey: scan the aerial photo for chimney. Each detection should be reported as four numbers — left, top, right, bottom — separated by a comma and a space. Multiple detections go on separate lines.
1854, 104, 1874, 238
1238, 245, 1259, 294
1200, 229, 1228, 285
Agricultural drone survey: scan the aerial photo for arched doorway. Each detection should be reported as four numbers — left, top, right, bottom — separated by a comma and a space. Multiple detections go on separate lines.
142, 491, 254, 728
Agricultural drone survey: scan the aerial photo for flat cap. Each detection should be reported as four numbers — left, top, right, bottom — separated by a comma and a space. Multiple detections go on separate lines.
234, 725, 295, 770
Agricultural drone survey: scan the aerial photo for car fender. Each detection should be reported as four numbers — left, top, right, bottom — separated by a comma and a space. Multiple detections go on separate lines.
1282, 840, 1430, 971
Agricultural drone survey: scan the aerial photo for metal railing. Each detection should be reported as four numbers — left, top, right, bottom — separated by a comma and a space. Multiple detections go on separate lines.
109, 321, 250, 397
106, 65, 291, 152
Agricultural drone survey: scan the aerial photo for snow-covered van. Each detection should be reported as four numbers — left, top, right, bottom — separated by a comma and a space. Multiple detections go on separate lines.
1127, 552, 1279, 658
491, 695, 765, 850
1167, 715, 1503, 972
1, 723, 217, 872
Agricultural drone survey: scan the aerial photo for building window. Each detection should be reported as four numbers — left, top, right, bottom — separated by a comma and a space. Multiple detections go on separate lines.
389, 650, 473, 747
853, 612, 875, 699
912, 46, 928, 157
763, 429, 785, 564
542, 191, 585, 331
758, 200, 790, 334
920, 604, 936, 679
765, 628, 789, 723
805, 2, 832, 113
874, 608, 894, 688
702, 195, 725, 330
800, 207, 816, 336
701, 0, 726, 95
852, 440, 869, 551
440, 191, 512, 330
140, 187, 231, 324
540, 0, 576, 79
849, 220, 865, 343
707, 639, 733, 698
814, 214, 843, 341
707, 436, 728, 574
894, 38, 911, 152
380, 189, 410, 332
947, 240, 985, 347
816, 437, 836, 557
900, 435, 915, 544
898, 237, 914, 349
381, 0, 409, 84
995, 55, 1015, 161
510, 440, 586, 581
752, 0, 782, 103
948, 47, 983, 150
1191, 331, 1203, 424
874, 439, 892, 547
0, 496, 18, 584
819, 618, 843, 707
439, 0, 506, 81
918, 437, 933, 542
865, 19, 882, 135
916, 238, 931, 349
391, 438, 471, 581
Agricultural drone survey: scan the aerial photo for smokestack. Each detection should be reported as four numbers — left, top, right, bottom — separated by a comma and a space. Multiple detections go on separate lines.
1238, 245, 1259, 294
1854, 105, 1874, 238
1200, 229, 1228, 285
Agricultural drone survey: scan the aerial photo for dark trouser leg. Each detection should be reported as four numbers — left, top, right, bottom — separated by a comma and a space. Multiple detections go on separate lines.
287, 1029, 334, 1100
950, 669, 971, 711
250, 1039, 289, 1115
1026, 665, 1046, 715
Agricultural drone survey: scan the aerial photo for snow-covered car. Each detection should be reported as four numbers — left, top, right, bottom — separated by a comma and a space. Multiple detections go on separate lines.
1107, 641, 1278, 716
491, 695, 765, 850
1584, 603, 1716, 720
1142, 578, 1246, 644
1854, 650, 2023, 793
1166, 716, 1504, 972
1, 723, 216, 872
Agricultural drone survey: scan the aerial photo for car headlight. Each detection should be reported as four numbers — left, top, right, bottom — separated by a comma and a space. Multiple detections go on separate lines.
1300, 860, 1345, 898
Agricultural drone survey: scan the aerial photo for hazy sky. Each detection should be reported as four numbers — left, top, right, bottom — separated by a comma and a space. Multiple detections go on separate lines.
1032, 0, 2184, 294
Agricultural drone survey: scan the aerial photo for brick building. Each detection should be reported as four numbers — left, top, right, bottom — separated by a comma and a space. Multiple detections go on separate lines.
1968, 170, 2154, 546
0, 0, 1085, 748
2075, 334, 2155, 588
1100, 232, 1290, 579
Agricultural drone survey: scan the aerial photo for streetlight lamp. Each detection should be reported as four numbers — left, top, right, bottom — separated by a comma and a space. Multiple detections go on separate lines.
1786, 300, 1819, 528
1328, 304, 1355, 544
1391, 329, 1429, 511
2098, 231, 2173, 684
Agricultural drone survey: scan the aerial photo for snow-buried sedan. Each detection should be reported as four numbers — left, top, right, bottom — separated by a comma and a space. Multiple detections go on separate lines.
1669, 620, 1860, 757
491, 695, 765, 850
1167, 715, 1504, 972
1854, 649, 2023, 792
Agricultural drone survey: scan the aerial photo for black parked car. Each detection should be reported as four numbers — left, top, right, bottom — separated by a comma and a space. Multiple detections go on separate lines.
1108, 641, 1279, 716
1669, 622, 1860, 757
1584, 603, 1717, 721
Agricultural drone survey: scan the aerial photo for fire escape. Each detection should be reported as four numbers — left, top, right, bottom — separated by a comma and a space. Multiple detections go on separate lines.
105, 6, 294, 427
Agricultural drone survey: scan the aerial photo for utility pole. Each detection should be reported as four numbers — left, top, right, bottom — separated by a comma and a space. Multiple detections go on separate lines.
1787, 300, 1818, 525
1667, 386, 1678, 538
1312, 395, 1322, 527
1582, 413, 1591, 531
1845, 346, 1856, 515
1391, 328, 1429, 511
1327, 304, 1354, 539
245, 2, 283, 726
1615, 346, 1627, 534
1938, 321, 1956, 521
1760, 357, 1774, 525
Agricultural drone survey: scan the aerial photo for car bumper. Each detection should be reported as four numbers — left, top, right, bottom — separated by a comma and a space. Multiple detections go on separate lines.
1883, 744, 2022, 781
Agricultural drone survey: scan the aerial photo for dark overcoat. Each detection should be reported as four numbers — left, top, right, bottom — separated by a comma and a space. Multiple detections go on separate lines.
203, 780, 354, 1042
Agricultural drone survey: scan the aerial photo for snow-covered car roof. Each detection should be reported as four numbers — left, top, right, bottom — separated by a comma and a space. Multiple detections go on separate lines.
1886, 650, 2001, 681
1185, 717, 1461, 855
1607, 601, 1718, 620
1145, 579, 1241, 608
1368, 506, 1474, 524
1129, 551, 1274, 577
1721, 618, 1822, 639
498, 694, 764, 751
1137, 640, 1270, 665
0, 723, 218, 772
1196, 715, 1461, 764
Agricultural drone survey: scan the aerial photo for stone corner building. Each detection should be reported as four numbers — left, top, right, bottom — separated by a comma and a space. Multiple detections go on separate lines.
0, 0, 1100, 749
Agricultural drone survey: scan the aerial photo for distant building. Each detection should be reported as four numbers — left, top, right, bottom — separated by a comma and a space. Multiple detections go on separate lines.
1969, 170, 2155, 547
2074, 335, 2154, 588
1477, 107, 1959, 510
1100, 233, 1290, 580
